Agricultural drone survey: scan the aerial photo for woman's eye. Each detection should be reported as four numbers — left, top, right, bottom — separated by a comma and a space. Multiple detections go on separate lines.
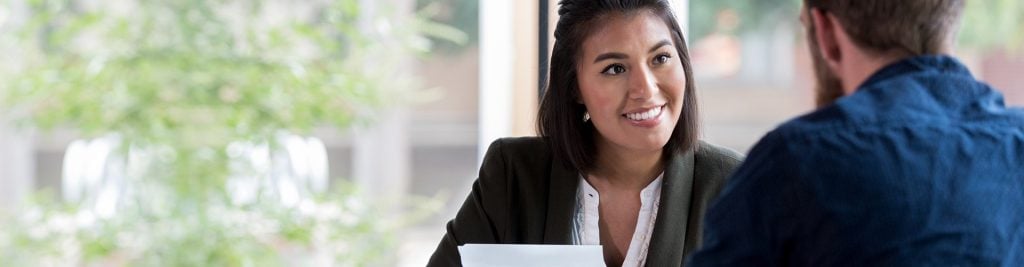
601, 64, 626, 75
653, 54, 671, 65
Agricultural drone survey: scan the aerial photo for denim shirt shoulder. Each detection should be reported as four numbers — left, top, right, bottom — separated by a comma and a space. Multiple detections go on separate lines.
771, 55, 1024, 142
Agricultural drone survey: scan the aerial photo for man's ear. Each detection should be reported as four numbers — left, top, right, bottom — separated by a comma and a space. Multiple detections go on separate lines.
810, 8, 842, 68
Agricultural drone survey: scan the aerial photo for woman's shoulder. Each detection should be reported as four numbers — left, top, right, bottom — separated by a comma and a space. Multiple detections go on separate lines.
689, 141, 745, 200
487, 136, 549, 154
484, 136, 551, 162
480, 136, 556, 175
693, 140, 744, 173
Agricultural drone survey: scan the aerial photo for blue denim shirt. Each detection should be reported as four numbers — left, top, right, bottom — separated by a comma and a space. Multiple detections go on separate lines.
688, 55, 1024, 266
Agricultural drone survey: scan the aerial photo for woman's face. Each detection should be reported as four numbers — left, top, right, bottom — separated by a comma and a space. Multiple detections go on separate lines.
576, 11, 686, 156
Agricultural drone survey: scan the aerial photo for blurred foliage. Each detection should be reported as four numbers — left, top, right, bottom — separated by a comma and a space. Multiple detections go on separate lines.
960, 0, 1024, 52
0, 184, 443, 266
3, 0, 462, 143
689, 0, 1024, 52
688, 0, 799, 40
0, 0, 460, 265
416, 0, 476, 54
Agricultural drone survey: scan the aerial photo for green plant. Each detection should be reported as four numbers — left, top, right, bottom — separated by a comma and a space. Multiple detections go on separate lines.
960, 0, 1024, 52
0, 0, 460, 265
0, 184, 442, 266
416, 0, 477, 54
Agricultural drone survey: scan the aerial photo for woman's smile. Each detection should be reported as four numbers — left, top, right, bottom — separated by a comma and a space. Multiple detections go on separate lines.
621, 105, 665, 128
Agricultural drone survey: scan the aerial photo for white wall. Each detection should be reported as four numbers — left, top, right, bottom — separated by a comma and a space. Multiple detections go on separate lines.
478, 0, 516, 163
0, 119, 33, 212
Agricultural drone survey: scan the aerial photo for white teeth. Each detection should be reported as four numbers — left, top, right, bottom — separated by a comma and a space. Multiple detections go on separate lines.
625, 106, 662, 121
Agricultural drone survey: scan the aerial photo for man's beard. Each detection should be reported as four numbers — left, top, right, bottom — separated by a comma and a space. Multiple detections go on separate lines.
806, 25, 845, 108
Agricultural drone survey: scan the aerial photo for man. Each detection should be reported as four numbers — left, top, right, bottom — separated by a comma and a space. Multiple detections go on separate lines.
687, 0, 1024, 266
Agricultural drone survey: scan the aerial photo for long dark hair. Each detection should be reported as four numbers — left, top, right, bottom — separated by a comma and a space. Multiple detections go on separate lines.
537, 0, 699, 173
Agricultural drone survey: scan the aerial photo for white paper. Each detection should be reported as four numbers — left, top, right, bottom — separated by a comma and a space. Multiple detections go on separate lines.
458, 244, 605, 267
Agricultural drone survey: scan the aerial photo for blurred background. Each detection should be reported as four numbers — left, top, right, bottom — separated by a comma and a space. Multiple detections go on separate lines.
0, 0, 1021, 266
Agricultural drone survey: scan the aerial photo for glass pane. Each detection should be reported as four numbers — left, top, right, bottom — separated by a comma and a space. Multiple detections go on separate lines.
689, 0, 1024, 153
689, 0, 808, 152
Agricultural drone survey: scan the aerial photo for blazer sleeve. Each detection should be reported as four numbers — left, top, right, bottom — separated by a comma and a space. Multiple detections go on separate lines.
427, 139, 511, 267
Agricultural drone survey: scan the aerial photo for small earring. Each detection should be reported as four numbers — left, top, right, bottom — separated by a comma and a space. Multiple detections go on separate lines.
583, 111, 590, 122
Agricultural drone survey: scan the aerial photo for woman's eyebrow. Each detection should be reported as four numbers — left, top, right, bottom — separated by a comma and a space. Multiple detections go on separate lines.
593, 39, 673, 63
593, 52, 627, 63
648, 40, 672, 53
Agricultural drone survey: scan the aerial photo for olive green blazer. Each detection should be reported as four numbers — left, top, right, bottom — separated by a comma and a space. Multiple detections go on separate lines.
427, 137, 743, 267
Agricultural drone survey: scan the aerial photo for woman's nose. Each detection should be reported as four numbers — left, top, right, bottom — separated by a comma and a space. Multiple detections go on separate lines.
628, 66, 657, 101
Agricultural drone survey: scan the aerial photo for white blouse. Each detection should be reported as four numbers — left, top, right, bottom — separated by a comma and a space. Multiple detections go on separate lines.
570, 173, 664, 267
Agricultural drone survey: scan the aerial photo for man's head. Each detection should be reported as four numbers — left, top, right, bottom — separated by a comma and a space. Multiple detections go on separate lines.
801, 0, 966, 107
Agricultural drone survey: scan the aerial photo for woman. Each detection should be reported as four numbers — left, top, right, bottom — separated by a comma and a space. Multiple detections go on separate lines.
428, 0, 742, 266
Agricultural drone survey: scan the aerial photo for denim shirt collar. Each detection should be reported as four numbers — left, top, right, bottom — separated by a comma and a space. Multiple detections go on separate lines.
859, 55, 973, 90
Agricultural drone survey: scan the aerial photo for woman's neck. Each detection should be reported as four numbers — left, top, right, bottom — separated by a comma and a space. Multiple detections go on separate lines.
589, 139, 665, 191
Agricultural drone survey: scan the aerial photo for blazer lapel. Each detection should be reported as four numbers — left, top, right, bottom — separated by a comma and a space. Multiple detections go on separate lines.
542, 160, 579, 244
645, 149, 696, 266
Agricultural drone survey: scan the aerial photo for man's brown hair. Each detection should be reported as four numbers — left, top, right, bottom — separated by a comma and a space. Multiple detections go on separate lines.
805, 0, 966, 56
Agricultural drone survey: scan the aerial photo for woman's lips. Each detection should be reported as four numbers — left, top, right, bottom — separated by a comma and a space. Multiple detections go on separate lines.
621, 105, 664, 128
